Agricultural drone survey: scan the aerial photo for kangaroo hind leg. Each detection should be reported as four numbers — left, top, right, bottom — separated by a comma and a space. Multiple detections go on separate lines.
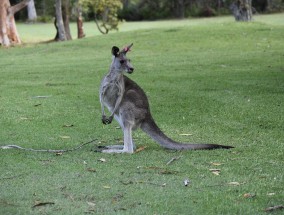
102, 124, 135, 154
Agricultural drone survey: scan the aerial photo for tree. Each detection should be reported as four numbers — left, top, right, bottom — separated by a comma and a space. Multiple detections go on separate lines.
0, 0, 31, 47
27, 0, 37, 21
80, 0, 122, 34
75, 0, 85, 39
230, 0, 253, 21
54, 0, 67, 41
172, 0, 185, 19
62, 0, 72, 40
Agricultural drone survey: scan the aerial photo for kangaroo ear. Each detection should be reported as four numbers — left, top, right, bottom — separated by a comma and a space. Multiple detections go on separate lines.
122, 43, 133, 53
112, 46, 120, 57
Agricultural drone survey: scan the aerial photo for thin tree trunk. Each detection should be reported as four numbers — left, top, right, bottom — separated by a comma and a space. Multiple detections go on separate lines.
74, 0, 85, 39
174, 0, 185, 19
77, 9, 86, 39
62, 0, 72, 40
266, 0, 272, 11
55, 0, 66, 41
94, 14, 109, 34
27, 0, 37, 22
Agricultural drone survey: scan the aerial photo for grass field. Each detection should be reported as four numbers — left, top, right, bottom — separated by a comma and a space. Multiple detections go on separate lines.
1, 14, 284, 214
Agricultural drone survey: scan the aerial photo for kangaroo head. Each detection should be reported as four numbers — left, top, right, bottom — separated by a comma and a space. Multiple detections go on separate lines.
111, 43, 134, 74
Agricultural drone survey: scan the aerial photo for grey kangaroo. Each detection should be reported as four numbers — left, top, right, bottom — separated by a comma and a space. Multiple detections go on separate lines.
99, 43, 233, 153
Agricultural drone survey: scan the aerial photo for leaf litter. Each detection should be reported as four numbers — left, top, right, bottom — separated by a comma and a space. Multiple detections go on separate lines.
264, 205, 284, 212
209, 169, 221, 176
184, 179, 191, 186
166, 155, 182, 165
243, 193, 256, 198
63, 124, 74, 128
98, 158, 106, 162
32, 201, 55, 208
210, 162, 223, 166
86, 168, 96, 172
135, 146, 147, 153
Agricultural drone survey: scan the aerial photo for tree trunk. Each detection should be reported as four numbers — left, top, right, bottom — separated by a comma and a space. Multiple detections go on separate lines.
27, 0, 37, 22
230, 0, 253, 21
62, 0, 72, 40
173, 0, 185, 19
76, 3, 85, 39
266, 0, 272, 12
77, 15, 85, 39
0, 0, 31, 47
54, 0, 66, 41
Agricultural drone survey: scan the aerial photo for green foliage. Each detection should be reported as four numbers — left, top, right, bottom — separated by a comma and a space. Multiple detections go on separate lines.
12, 0, 284, 22
253, 0, 284, 12
80, 0, 122, 33
119, 0, 174, 21
119, 0, 284, 20
1, 14, 284, 214
36, 15, 53, 23
185, 4, 218, 18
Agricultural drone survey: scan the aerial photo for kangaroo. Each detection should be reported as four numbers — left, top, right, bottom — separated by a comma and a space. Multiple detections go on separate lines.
99, 44, 233, 153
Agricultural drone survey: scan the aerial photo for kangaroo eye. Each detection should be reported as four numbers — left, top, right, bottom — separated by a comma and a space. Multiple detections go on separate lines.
120, 60, 125, 64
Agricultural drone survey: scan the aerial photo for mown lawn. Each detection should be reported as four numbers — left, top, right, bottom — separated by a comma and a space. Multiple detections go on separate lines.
1, 14, 284, 214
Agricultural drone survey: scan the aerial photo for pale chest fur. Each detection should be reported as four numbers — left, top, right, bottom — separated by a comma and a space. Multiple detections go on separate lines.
100, 74, 125, 112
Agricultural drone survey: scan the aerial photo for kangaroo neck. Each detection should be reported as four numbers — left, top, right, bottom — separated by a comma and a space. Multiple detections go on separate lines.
107, 66, 124, 81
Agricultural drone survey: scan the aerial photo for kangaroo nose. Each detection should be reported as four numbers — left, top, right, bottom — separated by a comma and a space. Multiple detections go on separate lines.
128, 67, 134, 73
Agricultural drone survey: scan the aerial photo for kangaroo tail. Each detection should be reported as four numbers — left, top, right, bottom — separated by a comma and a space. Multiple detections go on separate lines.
140, 117, 233, 150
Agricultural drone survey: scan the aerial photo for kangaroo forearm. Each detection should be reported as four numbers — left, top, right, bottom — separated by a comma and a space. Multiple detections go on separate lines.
111, 96, 122, 116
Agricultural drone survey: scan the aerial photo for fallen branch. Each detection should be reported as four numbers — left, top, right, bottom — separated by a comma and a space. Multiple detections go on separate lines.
0, 173, 26, 180
0, 139, 98, 153
264, 205, 284, 212
166, 155, 182, 165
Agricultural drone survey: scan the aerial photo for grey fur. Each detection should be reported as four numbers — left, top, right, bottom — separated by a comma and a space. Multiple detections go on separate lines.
99, 44, 233, 153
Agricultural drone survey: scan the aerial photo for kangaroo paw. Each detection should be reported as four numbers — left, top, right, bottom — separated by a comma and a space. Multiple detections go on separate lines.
102, 115, 113, 124
94, 145, 124, 152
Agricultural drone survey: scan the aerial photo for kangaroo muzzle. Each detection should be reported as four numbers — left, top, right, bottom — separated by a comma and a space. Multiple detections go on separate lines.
127, 67, 134, 74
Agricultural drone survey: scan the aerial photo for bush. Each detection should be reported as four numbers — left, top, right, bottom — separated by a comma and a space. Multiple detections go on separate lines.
119, 0, 284, 21
37, 15, 53, 23
118, 4, 143, 21
186, 6, 217, 18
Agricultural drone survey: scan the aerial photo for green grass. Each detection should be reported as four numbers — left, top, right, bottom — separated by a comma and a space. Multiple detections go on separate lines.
1, 14, 284, 214
17, 14, 284, 43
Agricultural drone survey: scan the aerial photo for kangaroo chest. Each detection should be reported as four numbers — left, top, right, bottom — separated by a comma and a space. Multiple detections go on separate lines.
101, 76, 125, 112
